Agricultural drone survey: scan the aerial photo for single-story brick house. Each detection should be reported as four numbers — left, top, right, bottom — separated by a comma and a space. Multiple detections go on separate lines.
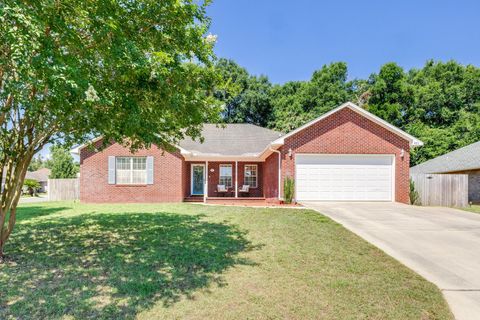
411, 141, 480, 203
72, 102, 423, 204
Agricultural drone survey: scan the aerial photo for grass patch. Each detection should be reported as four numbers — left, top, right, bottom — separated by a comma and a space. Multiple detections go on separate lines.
463, 205, 480, 214
0, 202, 452, 319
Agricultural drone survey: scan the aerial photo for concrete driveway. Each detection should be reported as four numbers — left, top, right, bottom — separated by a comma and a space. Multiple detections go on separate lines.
303, 202, 480, 320
19, 195, 49, 204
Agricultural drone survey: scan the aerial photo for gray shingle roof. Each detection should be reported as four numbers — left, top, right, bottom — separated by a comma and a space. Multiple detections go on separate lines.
26, 168, 51, 182
179, 124, 283, 156
411, 141, 480, 173
2, 168, 51, 183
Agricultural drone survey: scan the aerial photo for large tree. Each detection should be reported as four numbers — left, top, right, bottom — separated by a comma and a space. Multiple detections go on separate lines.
214, 59, 273, 126
364, 63, 414, 127
270, 62, 354, 132
48, 146, 78, 179
364, 60, 480, 165
0, 0, 219, 256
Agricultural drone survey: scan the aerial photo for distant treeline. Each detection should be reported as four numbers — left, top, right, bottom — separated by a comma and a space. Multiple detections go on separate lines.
214, 59, 480, 165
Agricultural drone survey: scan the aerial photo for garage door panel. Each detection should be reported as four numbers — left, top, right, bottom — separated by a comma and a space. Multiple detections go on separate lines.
295, 154, 393, 201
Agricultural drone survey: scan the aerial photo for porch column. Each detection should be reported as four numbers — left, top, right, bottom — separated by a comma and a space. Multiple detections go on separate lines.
235, 161, 238, 198
204, 161, 208, 203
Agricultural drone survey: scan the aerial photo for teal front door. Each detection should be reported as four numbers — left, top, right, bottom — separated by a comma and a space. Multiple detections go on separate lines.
191, 164, 205, 195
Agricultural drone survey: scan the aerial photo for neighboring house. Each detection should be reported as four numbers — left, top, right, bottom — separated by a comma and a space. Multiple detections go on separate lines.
1, 168, 51, 193
71, 102, 423, 204
411, 141, 480, 203
25, 168, 51, 193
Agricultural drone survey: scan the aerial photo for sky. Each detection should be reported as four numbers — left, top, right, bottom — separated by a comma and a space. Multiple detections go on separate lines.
207, 0, 480, 84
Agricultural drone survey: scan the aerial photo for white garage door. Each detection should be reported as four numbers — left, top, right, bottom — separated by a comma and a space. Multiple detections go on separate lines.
295, 154, 394, 201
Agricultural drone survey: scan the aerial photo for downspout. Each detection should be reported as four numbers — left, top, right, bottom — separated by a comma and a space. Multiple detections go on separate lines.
269, 147, 282, 201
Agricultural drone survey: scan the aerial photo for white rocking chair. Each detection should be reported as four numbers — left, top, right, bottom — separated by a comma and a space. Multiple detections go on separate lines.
238, 185, 250, 196
217, 184, 228, 196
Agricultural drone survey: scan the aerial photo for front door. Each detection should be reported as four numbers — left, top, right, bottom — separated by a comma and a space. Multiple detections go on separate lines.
191, 164, 205, 195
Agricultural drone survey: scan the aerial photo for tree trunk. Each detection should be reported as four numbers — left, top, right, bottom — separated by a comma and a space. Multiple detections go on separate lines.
0, 152, 34, 258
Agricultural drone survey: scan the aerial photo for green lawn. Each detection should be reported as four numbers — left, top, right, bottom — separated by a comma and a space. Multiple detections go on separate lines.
0, 202, 452, 320
463, 205, 480, 214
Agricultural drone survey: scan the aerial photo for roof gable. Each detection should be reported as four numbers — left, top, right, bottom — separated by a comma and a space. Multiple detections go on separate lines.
272, 102, 423, 147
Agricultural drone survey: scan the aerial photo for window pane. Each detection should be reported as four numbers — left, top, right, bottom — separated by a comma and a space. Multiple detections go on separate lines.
133, 157, 146, 170
219, 176, 232, 187
116, 170, 131, 184
132, 170, 146, 184
115, 157, 147, 184
220, 165, 232, 176
219, 165, 232, 187
244, 165, 257, 187
116, 157, 130, 170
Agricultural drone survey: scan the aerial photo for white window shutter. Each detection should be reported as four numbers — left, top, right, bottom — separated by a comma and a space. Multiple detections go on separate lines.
108, 156, 116, 184
146, 156, 154, 184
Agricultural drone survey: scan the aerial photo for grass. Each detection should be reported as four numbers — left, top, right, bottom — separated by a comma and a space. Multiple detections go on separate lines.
463, 205, 480, 214
0, 202, 452, 320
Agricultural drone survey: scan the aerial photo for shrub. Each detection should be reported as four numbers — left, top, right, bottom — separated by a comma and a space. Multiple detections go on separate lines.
23, 179, 41, 197
409, 179, 421, 205
284, 176, 295, 204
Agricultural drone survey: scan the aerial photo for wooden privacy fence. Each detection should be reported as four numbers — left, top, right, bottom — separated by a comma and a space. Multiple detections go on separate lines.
410, 174, 468, 207
48, 178, 80, 201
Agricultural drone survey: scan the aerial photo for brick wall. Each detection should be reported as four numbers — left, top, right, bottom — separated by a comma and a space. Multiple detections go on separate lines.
80, 140, 184, 203
237, 162, 263, 197
280, 107, 411, 203
263, 152, 279, 201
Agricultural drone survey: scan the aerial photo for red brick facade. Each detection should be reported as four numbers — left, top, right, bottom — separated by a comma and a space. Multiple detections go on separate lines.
80, 140, 185, 203
263, 152, 279, 201
80, 107, 411, 203
279, 107, 410, 203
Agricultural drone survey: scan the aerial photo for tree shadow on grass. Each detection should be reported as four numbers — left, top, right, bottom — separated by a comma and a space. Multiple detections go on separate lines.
16, 205, 71, 221
0, 210, 258, 319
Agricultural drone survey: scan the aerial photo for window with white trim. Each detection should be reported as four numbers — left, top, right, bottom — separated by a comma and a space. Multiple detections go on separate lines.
219, 164, 233, 187
116, 157, 147, 184
244, 164, 257, 188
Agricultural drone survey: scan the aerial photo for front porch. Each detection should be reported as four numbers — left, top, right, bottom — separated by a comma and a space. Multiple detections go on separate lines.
185, 161, 266, 202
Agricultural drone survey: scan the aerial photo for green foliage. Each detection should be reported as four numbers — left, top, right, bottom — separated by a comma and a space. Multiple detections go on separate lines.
49, 146, 79, 179
270, 62, 354, 132
365, 63, 414, 127
215, 59, 273, 126
23, 179, 41, 196
366, 60, 480, 165
28, 154, 46, 172
283, 176, 295, 204
23, 179, 40, 189
409, 179, 421, 205
0, 0, 220, 252
1, 0, 220, 152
